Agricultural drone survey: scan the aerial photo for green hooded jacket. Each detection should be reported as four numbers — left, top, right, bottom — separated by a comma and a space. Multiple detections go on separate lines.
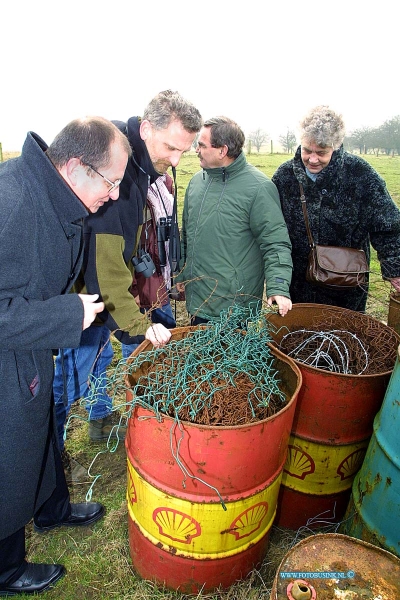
179, 152, 293, 319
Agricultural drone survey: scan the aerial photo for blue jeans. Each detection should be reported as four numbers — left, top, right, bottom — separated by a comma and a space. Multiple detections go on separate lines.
121, 303, 176, 360
53, 324, 114, 450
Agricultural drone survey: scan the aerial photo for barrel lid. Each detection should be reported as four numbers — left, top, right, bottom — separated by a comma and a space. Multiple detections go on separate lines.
271, 533, 400, 599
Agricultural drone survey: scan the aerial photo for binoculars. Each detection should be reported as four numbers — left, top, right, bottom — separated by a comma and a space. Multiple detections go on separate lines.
131, 250, 156, 278
157, 216, 172, 267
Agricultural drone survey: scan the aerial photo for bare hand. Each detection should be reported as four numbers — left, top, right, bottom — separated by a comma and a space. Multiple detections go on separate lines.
389, 277, 400, 293
145, 323, 172, 348
267, 295, 292, 317
78, 294, 105, 330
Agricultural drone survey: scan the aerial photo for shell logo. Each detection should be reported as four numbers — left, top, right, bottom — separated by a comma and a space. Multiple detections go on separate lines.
127, 468, 137, 504
284, 445, 315, 480
337, 448, 366, 480
228, 502, 268, 541
153, 507, 201, 544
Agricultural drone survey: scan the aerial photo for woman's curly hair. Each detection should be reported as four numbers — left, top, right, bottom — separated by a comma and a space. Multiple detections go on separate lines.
300, 105, 346, 150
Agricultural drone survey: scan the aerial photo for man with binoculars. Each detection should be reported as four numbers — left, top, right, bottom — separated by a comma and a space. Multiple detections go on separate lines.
53, 91, 202, 450
126, 177, 177, 337
118, 173, 179, 367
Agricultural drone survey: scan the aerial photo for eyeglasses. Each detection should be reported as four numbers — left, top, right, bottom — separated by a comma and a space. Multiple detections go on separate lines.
85, 163, 122, 193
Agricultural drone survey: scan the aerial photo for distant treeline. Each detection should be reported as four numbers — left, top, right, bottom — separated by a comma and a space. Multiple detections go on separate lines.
246, 115, 400, 156
344, 115, 400, 156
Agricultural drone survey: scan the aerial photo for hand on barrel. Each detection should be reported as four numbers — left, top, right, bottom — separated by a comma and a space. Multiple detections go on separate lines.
389, 277, 400, 293
267, 295, 292, 317
145, 323, 172, 348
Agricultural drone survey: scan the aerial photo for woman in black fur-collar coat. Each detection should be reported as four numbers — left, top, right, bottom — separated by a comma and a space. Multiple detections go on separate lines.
272, 105, 400, 312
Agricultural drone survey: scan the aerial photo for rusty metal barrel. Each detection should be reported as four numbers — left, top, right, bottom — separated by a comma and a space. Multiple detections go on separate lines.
269, 533, 400, 599
341, 343, 400, 557
388, 291, 400, 336
124, 327, 302, 593
265, 304, 399, 530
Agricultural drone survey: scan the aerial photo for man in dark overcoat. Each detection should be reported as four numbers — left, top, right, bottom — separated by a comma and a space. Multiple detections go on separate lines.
0, 117, 131, 596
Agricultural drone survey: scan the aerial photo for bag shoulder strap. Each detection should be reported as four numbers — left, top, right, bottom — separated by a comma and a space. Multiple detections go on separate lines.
299, 183, 315, 248
164, 172, 174, 195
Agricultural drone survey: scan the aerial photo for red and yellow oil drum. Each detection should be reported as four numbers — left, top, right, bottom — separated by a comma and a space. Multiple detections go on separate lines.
125, 328, 302, 593
265, 304, 399, 530
269, 533, 400, 599
341, 343, 400, 557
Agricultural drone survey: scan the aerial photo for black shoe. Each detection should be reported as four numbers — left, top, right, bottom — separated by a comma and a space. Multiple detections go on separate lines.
33, 502, 105, 533
88, 413, 127, 442
0, 562, 65, 596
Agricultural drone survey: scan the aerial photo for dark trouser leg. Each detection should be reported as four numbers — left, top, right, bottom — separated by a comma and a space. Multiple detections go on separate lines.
191, 315, 210, 326
0, 527, 26, 585
33, 442, 71, 528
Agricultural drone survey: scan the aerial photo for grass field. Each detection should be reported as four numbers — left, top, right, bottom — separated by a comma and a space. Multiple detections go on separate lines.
8, 151, 400, 599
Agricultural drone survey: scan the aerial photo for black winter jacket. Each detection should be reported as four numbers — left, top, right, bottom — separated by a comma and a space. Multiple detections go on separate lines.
0, 133, 87, 539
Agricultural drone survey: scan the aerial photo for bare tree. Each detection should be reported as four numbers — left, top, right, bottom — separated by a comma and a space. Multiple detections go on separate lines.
346, 127, 383, 156
279, 129, 297, 153
248, 128, 270, 153
345, 126, 375, 154
339, 116, 400, 156
380, 116, 400, 155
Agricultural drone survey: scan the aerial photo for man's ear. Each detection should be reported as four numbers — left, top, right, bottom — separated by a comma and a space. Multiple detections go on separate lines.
220, 145, 229, 159
139, 119, 152, 141
65, 157, 83, 187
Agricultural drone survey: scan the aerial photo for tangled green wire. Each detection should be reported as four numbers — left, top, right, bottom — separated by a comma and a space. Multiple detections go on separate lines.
94, 303, 287, 426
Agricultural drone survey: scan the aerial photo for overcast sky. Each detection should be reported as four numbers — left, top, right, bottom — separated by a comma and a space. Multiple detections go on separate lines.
1, 0, 398, 150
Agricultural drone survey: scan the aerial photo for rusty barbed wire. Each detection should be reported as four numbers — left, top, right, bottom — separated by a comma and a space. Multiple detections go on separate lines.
277, 308, 398, 375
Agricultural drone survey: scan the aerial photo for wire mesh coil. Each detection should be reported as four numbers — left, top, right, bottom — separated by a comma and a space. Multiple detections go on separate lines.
107, 304, 288, 427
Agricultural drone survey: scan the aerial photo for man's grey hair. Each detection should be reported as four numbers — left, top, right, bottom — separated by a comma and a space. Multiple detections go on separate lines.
47, 116, 131, 170
204, 116, 245, 159
300, 105, 346, 150
143, 90, 202, 133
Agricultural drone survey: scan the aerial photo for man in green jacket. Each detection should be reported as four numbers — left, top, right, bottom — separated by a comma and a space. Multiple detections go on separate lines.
178, 116, 293, 323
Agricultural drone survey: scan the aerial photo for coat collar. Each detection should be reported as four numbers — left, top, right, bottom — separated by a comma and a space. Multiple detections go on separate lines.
126, 117, 160, 185
201, 151, 246, 181
22, 132, 88, 223
293, 144, 345, 185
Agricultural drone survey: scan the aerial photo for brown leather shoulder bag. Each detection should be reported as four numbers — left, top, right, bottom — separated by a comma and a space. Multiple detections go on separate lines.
299, 184, 369, 288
